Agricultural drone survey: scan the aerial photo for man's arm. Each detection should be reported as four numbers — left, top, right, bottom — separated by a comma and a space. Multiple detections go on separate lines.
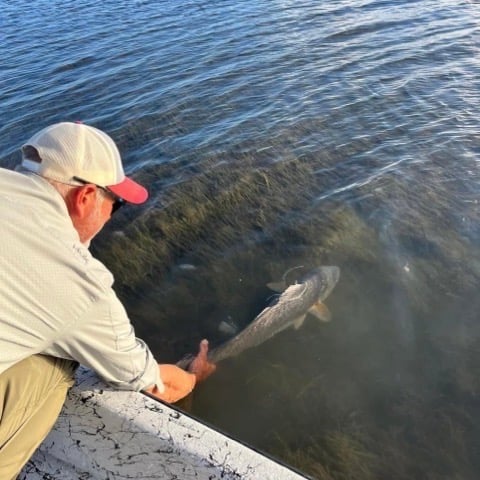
48, 290, 216, 402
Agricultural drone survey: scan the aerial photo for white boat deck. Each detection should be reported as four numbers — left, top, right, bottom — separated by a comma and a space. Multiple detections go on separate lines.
20, 366, 308, 480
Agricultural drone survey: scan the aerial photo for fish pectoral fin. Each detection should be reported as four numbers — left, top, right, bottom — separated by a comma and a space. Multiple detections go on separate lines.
293, 315, 307, 330
309, 301, 332, 322
266, 281, 286, 293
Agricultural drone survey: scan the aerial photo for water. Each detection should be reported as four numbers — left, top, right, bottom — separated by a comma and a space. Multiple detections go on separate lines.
2, 1, 480, 478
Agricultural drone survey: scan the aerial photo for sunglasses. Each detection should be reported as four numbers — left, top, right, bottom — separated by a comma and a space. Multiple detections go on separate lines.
73, 177, 126, 214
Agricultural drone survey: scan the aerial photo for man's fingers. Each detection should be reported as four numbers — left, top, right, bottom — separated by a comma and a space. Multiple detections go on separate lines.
198, 339, 209, 358
188, 339, 216, 382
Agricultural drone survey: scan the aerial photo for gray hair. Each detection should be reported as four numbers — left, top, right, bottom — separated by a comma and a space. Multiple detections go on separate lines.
44, 178, 74, 200
46, 178, 104, 207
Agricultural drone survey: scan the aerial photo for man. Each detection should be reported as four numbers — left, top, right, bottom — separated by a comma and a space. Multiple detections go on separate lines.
0, 122, 215, 479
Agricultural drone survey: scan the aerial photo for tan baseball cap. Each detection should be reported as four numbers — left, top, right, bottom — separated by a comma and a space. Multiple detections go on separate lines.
21, 122, 148, 204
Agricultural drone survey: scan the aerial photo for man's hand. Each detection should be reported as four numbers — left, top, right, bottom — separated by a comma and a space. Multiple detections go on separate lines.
188, 339, 216, 382
144, 364, 195, 403
144, 339, 216, 404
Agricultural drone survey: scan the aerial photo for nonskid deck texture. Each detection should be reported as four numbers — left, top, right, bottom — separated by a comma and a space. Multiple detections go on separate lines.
20, 366, 308, 480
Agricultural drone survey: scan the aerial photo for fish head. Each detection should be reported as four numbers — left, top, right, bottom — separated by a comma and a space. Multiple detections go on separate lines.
308, 266, 340, 301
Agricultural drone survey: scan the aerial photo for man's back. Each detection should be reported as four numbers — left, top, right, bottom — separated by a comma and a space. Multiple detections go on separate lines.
0, 168, 114, 375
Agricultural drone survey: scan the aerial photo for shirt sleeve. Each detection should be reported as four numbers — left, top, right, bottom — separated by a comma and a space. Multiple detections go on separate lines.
46, 288, 164, 393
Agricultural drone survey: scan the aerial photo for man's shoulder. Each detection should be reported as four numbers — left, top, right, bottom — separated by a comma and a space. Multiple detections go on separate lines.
0, 166, 30, 186
70, 242, 115, 291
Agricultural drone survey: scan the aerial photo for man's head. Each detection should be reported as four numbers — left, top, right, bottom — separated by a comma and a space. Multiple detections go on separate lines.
21, 122, 148, 244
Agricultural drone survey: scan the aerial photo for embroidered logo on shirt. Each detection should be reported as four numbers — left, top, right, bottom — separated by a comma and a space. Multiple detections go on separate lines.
72, 243, 90, 265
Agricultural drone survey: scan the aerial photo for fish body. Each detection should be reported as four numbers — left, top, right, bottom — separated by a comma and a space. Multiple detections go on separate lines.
206, 266, 340, 364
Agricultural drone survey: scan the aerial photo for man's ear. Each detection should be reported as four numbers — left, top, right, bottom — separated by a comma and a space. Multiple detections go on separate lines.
67, 185, 98, 219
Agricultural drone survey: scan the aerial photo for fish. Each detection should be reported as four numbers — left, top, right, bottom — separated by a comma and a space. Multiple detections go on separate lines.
177, 266, 340, 368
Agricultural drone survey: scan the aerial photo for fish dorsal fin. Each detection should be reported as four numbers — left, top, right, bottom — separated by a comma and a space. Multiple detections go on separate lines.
266, 281, 286, 293
293, 314, 307, 329
308, 301, 332, 322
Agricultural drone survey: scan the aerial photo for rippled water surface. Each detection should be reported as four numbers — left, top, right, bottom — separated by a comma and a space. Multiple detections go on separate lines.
2, 1, 480, 478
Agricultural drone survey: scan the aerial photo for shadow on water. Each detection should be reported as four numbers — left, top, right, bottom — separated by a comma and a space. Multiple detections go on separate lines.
93, 145, 480, 479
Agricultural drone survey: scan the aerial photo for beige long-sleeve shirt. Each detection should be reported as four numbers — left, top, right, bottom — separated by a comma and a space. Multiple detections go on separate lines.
0, 167, 162, 392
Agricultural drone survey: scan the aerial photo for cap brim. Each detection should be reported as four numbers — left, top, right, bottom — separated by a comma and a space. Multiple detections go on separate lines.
108, 176, 149, 204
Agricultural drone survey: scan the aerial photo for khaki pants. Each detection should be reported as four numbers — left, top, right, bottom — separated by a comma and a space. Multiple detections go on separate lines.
0, 355, 77, 480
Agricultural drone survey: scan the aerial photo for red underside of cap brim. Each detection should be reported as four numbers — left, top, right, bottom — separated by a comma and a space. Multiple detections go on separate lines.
108, 176, 149, 204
